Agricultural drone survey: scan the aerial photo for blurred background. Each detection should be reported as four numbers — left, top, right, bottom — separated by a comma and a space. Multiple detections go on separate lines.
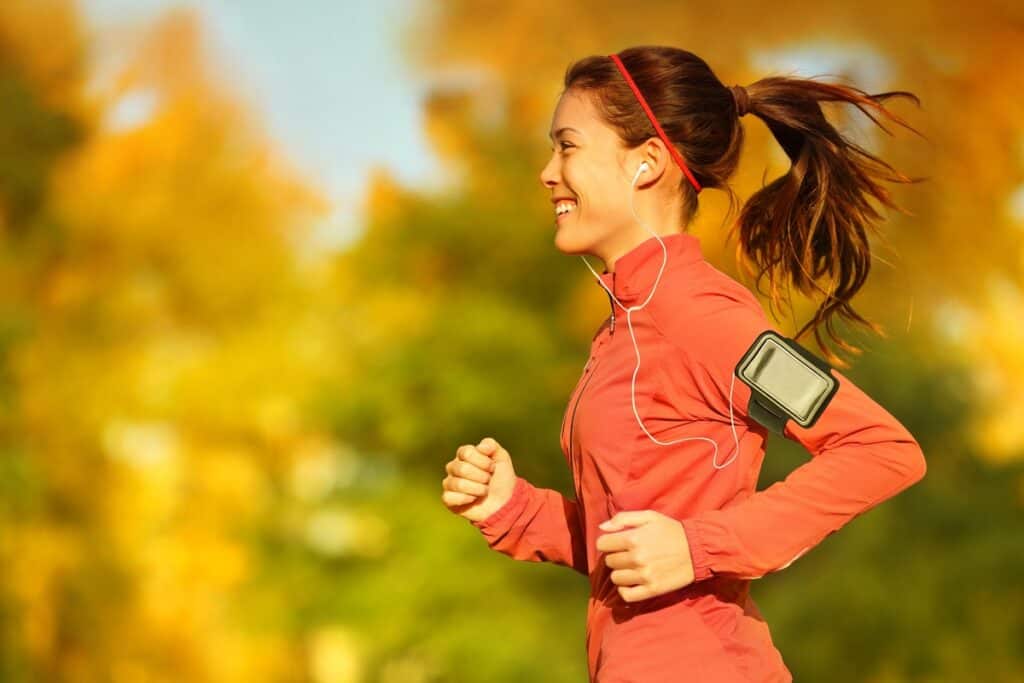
1, 0, 1022, 681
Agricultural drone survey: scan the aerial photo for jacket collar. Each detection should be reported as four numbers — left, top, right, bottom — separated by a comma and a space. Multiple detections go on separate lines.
596, 232, 704, 305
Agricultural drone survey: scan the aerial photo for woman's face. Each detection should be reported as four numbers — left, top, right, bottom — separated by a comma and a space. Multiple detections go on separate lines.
539, 89, 640, 267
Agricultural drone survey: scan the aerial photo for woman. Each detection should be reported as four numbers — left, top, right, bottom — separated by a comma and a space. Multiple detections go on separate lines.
441, 45, 927, 682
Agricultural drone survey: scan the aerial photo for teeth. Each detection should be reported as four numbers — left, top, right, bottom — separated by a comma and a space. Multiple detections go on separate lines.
556, 201, 577, 216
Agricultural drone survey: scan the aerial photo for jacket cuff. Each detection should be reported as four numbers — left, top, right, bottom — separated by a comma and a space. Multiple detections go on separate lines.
470, 476, 531, 534
680, 517, 715, 582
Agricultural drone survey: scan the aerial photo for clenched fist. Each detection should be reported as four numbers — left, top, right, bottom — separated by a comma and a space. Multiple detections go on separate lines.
442, 437, 518, 523
596, 510, 697, 603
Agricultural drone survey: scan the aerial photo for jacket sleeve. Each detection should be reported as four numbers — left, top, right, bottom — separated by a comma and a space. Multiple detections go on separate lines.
658, 285, 927, 581
470, 475, 589, 576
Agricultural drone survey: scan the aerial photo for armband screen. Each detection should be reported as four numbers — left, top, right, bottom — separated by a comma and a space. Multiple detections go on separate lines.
733, 330, 838, 434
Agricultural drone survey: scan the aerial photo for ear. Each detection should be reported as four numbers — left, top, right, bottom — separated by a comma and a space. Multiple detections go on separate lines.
628, 137, 668, 186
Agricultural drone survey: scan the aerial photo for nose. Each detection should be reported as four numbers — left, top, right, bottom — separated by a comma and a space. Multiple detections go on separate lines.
539, 154, 559, 189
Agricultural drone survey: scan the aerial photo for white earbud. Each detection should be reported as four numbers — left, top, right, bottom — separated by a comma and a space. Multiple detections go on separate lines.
632, 161, 650, 186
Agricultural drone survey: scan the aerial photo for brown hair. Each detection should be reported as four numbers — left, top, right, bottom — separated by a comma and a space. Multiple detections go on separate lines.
562, 45, 927, 369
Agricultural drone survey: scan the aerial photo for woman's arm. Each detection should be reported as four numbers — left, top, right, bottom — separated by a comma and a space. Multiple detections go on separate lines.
471, 476, 589, 577
654, 284, 927, 581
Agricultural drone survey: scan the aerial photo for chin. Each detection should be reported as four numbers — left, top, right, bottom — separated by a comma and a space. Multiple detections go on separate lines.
555, 225, 603, 258
554, 228, 586, 255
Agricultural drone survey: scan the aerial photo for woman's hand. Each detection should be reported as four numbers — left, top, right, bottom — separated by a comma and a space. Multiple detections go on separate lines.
596, 510, 696, 603
441, 437, 518, 523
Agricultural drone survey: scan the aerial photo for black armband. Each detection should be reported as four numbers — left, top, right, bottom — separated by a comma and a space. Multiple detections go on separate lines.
734, 330, 839, 435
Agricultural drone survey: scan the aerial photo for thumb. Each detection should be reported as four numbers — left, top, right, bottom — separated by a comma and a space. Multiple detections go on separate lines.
477, 437, 500, 456
599, 510, 650, 531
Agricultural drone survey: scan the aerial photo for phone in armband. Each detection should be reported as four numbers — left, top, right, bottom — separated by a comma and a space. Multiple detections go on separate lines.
734, 330, 839, 435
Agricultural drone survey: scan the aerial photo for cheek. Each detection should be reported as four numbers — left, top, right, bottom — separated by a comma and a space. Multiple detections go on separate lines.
562, 161, 606, 202
560, 156, 626, 218
578, 172, 623, 212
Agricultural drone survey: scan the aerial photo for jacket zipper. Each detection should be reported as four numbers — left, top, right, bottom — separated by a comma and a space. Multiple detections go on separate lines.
561, 309, 614, 454
606, 276, 616, 335
568, 352, 602, 498
564, 272, 616, 496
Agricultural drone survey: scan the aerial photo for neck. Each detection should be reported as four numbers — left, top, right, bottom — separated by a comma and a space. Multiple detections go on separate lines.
601, 228, 685, 273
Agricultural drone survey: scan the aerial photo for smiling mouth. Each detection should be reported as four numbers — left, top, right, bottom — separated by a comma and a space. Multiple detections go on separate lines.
555, 202, 577, 224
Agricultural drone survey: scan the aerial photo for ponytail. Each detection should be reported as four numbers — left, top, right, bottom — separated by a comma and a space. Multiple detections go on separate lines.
724, 76, 926, 368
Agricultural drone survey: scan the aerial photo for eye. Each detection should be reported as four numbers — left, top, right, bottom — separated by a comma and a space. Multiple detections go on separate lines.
559, 141, 574, 150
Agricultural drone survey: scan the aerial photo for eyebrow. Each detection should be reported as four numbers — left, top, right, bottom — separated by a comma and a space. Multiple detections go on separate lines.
548, 126, 582, 140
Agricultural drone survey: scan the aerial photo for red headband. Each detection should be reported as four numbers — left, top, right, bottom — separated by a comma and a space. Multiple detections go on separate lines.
608, 53, 702, 193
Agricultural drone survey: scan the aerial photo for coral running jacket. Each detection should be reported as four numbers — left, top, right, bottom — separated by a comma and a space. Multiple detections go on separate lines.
471, 232, 927, 682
